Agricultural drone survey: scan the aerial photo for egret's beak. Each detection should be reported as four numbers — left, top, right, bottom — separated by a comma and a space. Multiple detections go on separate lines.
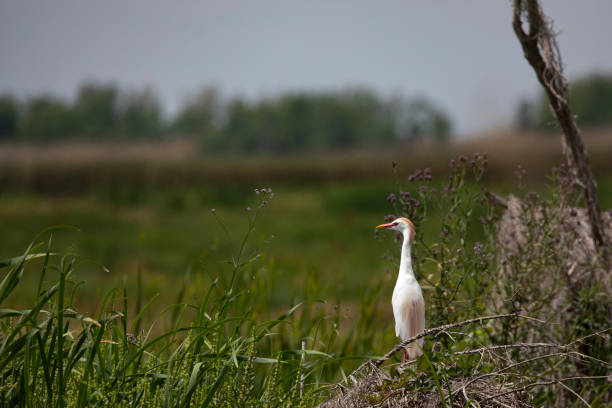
376, 222, 393, 230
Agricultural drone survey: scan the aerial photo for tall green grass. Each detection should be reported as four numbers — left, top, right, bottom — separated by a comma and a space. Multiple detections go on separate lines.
0, 189, 399, 407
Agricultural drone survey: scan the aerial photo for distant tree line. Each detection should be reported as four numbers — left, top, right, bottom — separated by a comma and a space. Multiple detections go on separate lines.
0, 82, 452, 152
0, 83, 163, 142
514, 72, 612, 132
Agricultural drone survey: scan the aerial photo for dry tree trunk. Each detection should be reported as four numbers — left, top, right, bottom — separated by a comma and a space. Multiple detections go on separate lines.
511, 0, 609, 266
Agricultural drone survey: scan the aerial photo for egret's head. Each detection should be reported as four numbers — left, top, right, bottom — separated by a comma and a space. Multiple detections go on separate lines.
376, 217, 415, 242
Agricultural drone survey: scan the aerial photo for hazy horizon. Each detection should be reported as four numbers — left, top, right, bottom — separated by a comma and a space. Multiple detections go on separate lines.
2, 1, 612, 136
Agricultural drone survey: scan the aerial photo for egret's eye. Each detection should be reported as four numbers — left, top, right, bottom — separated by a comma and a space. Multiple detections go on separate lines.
392, 222, 399, 226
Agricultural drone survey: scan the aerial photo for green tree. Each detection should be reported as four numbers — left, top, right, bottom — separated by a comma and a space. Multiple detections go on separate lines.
20, 96, 77, 141
0, 95, 19, 140
212, 88, 449, 153
219, 99, 261, 152
317, 89, 396, 149
172, 87, 220, 138
117, 87, 163, 139
564, 73, 612, 128
519, 72, 612, 132
74, 81, 119, 137
392, 96, 452, 142
275, 93, 316, 151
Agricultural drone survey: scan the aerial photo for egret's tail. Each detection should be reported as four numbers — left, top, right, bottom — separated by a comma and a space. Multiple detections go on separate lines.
401, 297, 426, 359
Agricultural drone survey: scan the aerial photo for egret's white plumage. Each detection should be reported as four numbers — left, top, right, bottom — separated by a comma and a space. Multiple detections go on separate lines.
377, 217, 425, 361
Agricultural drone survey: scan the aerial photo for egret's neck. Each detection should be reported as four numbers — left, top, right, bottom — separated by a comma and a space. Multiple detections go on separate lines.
399, 231, 414, 278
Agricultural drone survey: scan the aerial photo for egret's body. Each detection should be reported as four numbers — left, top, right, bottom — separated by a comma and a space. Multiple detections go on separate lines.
377, 217, 425, 362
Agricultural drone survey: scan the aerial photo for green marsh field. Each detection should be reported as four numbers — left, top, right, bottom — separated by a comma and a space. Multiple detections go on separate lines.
2, 132, 611, 309
1, 131, 611, 406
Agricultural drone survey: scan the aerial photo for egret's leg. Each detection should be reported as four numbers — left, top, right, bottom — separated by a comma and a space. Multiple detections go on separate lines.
402, 348, 407, 364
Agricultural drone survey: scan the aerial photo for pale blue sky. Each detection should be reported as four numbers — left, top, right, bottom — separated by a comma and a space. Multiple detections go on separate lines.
1, 1, 611, 135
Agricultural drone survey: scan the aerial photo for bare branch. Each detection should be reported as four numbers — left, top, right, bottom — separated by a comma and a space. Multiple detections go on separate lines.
512, 0, 609, 264
375, 313, 524, 365
556, 380, 592, 408
452, 342, 565, 357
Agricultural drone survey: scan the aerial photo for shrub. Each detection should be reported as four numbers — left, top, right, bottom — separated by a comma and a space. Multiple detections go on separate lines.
325, 155, 611, 406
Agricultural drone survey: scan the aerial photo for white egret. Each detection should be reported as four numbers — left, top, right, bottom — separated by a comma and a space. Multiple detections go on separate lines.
376, 217, 425, 363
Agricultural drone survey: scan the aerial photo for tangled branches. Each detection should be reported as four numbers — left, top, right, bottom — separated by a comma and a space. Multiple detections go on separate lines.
320, 316, 611, 408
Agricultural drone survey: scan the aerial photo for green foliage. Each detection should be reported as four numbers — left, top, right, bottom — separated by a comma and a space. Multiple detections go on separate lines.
116, 87, 163, 139
2, 84, 452, 149
562, 72, 612, 129
390, 96, 452, 142
210, 89, 451, 153
8, 83, 163, 142
0, 95, 19, 139
20, 96, 78, 141
172, 87, 220, 139
0, 189, 385, 407
74, 82, 119, 137
516, 71, 612, 131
